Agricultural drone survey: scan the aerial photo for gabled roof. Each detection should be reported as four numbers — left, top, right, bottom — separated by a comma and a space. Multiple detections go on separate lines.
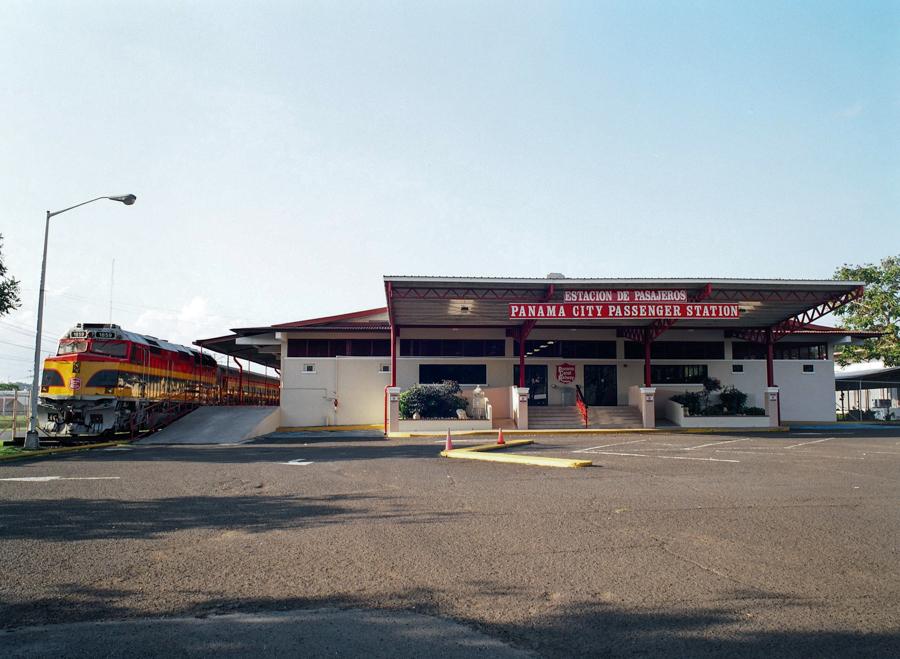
794, 323, 882, 338
271, 307, 388, 329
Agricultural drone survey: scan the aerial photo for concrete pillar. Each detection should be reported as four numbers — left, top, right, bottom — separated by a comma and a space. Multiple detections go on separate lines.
764, 386, 780, 427
516, 387, 529, 429
639, 387, 656, 429
387, 386, 401, 434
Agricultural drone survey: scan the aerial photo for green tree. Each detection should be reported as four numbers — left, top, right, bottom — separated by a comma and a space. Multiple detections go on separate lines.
833, 255, 900, 366
0, 234, 21, 316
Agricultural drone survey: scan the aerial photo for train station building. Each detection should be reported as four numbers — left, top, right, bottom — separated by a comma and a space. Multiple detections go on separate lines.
197, 276, 874, 432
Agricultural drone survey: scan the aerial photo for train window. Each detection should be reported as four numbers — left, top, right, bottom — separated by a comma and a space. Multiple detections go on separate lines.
86, 370, 119, 387
90, 340, 128, 358
41, 370, 64, 386
58, 340, 88, 355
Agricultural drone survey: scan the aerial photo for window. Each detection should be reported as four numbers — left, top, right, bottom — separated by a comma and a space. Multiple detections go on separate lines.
732, 342, 828, 360
302, 364, 316, 374
651, 364, 708, 384
86, 370, 119, 387
57, 340, 88, 355
802, 364, 815, 374
401, 339, 505, 357
732, 364, 744, 373
419, 364, 487, 385
89, 340, 128, 358
41, 370, 64, 387
624, 341, 724, 360
513, 340, 615, 358
288, 338, 391, 358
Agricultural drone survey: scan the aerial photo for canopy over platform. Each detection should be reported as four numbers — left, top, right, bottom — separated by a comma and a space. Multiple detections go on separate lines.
384, 276, 866, 334
195, 308, 389, 370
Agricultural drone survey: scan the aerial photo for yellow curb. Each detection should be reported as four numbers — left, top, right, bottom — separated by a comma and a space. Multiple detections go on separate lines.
444, 439, 535, 453
441, 450, 592, 469
439, 437, 591, 468
393, 426, 787, 438
0, 440, 131, 463
277, 425, 382, 432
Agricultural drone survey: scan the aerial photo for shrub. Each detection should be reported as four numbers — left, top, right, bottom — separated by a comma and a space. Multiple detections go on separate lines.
701, 403, 726, 416
743, 407, 766, 416
671, 391, 704, 416
718, 386, 748, 414
398, 380, 468, 419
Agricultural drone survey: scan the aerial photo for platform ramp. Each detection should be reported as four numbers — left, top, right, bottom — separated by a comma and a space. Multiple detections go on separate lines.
139, 406, 280, 445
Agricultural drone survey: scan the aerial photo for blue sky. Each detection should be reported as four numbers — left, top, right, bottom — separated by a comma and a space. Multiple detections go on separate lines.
1, 1, 897, 379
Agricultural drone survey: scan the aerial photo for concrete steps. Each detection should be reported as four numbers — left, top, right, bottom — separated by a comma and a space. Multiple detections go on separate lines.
528, 406, 586, 429
528, 405, 643, 430
588, 406, 643, 429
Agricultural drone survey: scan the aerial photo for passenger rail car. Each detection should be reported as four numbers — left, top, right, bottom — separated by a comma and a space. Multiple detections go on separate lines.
39, 323, 279, 436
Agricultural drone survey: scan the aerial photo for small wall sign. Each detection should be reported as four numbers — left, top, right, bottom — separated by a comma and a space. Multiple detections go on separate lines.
556, 363, 576, 384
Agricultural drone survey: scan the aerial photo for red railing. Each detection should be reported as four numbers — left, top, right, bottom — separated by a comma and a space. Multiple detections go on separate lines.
575, 385, 589, 428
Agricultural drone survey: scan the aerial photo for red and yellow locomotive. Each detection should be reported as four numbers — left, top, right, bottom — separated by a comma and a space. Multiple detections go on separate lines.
39, 323, 279, 436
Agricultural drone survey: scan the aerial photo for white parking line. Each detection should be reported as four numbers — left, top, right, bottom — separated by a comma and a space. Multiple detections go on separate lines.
0, 476, 121, 482
573, 439, 647, 453
785, 438, 833, 449
580, 451, 739, 463
685, 438, 750, 451
280, 458, 313, 466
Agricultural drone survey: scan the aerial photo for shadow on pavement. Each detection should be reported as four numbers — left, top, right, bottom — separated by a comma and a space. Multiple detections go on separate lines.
0, 492, 459, 542
2, 586, 896, 657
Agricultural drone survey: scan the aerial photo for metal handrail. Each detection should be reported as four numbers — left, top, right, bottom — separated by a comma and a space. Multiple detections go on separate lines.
574, 385, 589, 428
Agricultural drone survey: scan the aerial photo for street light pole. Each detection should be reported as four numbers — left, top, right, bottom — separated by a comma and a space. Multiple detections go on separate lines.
23, 194, 137, 450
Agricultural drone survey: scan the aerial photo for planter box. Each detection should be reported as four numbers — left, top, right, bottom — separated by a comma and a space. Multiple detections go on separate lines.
664, 400, 770, 428
398, 419, 493, 432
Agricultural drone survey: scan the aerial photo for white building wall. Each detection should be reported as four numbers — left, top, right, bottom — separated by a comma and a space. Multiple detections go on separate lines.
775, 360, 837, 422
276, 328, 840, 426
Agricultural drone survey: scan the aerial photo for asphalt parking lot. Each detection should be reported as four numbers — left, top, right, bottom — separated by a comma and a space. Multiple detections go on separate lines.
1, 428, 898, 657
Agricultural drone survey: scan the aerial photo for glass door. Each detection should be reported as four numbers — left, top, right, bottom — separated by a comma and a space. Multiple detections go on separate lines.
513, 365, 549, 406
583, 365, 617, 406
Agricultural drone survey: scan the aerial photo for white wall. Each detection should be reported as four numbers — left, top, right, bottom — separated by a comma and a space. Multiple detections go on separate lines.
775, 360, 837, 422
277, 328, 840, 426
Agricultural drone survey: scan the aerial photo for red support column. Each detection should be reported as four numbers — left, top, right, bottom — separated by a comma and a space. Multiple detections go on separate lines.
390, 324, 397, 388
766, 329, 775, 387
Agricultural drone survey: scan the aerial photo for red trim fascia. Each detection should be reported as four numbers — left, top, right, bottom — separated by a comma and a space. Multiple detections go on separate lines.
732, 285, 865, 343
709, 289, 831, 302
271, 307, 388, 329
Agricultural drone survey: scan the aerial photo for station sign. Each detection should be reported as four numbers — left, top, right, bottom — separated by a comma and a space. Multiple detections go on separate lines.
564, 290, 688, 302
508, 302, 740, 320
556, 363, 576, 384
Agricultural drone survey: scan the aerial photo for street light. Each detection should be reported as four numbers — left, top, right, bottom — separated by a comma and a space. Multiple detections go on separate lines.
23, 194, 138, 450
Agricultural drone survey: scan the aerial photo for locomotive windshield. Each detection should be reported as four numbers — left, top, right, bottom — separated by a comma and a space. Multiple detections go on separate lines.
90, 340, 128, 358
58, 340, 88, 355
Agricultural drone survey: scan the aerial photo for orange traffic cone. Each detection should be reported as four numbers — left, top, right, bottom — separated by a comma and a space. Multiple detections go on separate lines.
497, 428, 505, 445
445, 428, 454, 451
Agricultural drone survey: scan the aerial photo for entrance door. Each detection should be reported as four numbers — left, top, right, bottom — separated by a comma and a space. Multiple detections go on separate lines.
513, 365, 549, 406
583, 365, 617, 406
